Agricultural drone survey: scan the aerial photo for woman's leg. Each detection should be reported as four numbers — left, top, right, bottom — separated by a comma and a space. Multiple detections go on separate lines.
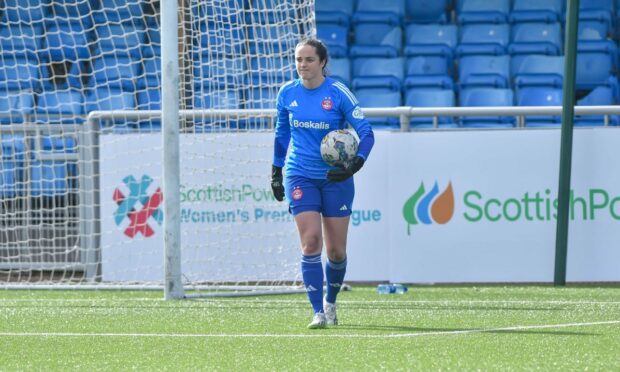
295, 211, 324, 314
323, 216, 350, 304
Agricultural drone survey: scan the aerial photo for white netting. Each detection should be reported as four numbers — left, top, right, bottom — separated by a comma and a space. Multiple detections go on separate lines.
0, 0, 315, 293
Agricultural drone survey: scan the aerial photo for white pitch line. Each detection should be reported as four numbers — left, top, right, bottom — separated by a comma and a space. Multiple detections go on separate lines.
0, 320, 619, 339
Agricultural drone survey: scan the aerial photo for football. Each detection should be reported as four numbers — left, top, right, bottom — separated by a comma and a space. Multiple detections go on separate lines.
320, 129, 359, 167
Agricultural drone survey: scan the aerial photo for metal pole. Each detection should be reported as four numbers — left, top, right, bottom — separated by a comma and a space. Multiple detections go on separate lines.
161, 0, 183, 299
554, 0, 580, 286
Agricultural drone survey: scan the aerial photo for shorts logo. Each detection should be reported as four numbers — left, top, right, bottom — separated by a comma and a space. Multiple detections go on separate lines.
292, 187, 303, 200
321, 97, 333, 110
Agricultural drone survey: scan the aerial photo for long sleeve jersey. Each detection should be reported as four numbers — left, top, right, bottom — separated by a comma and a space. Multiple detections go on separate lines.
273, 77, 375, 179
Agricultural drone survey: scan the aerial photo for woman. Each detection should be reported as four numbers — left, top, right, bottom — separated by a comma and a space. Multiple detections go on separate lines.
271, 38, 375, 329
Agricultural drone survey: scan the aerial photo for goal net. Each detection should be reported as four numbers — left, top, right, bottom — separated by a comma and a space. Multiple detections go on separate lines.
0, 0, 315, 296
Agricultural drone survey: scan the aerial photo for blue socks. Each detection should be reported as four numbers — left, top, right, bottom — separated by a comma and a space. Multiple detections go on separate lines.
325, 257, 347, 304
301, 254, 348, 312
301, 254, 324, 314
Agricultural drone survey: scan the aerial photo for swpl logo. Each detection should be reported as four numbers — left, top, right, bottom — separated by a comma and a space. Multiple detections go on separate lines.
113, 175, 163, 238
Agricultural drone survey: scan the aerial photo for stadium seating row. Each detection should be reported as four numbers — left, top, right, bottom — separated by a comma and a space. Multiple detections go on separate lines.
2, 84, 617, 129
0, 134, 76, 198
318, 22, 619, 59
317, 0, 620, 27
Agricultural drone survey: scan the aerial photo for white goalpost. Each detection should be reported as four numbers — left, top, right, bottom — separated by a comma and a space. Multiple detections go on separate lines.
0, 0, 316, 297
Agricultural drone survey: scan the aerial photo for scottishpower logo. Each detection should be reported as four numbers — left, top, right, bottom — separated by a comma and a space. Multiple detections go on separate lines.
113, 175, 163, 238
403, 181, 454, 235
402, 181, 620, 235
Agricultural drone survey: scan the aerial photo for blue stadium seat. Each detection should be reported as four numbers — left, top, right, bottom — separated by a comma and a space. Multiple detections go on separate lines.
404, 24, 458, 69
191, 0, 241, 24
405, 89, 456, 128
85, 88, 136, 112
0, 24, 42, 58
327, 58, 351, 86
138, 56, 161, 89
576, 86, 619, 126
95, 23, 146, 57
246, 23, 297, 54
143, 22, 160, 58
576, 40, 618, 90
35, 89, 85, 124
193, 55, 248, 89
194, 91, 240, 110
352, 0, 406, 26
509, 23, 562, 73
317, 24, 349, 58
91, 55, 141, 91
0, 0, 48, 25
246, 0, 297, 23
0, 55, 40, 91
350, 24, 402, 58
86, 87, 138, 131
571, 0, 614, 38
44, 21, 91, 62
136, 85, 161, 131
50, 0, 95, 27
455, 24, 510, 57
516, 87, 562, 126
198, 21, 246, 55
30, 137, 77, 197
404, 75, 454, 90
248, 57, 291, 85
352, 57, 405, 91
315, 0, 355, 26
0, 90, 34, 124
457, 0, 510, 24
405, 0, 448, 24
406, 56, 450, 76
404, 57, 453, 90
459, 88, 515, 127
40, 60, 88, 90
1, 134, 25, 198
578, 24, 608, 40
94, 0, 144, 24
458, 55, 511, 89
243, 87, 277, 129
509, 0, 563, 23
512, 55, 564, 89
509, 22, 562, 56
355, 89, 402, 128
137, 85, 161, 110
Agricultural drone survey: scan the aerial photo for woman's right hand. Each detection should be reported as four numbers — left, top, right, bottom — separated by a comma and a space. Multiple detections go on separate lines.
271, 165, 285, 202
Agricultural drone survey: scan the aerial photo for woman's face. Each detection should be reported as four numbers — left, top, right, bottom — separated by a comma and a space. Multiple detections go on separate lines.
295, 44, 325, 84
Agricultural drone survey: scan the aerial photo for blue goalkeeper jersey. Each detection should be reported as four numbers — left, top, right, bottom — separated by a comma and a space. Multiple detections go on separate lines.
273, 77, 375, 179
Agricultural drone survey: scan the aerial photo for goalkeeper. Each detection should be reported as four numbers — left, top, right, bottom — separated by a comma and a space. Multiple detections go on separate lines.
271, 38, 374, 329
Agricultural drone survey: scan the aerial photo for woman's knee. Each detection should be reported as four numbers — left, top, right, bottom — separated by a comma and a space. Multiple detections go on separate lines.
301, 234, 322, 255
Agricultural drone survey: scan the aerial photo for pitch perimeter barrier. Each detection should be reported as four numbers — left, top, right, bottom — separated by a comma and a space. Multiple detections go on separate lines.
85, 105, 620, 131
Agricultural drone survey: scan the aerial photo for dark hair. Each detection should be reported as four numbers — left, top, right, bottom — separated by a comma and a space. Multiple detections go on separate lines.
296, 38, 329, 75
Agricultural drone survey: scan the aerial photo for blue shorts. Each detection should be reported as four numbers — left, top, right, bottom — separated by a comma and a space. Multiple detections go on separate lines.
285, 175, 354, 217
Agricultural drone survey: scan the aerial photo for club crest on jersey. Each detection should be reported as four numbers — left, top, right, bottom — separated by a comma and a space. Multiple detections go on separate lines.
292, 187, 303, 200
321, 97, 333, 110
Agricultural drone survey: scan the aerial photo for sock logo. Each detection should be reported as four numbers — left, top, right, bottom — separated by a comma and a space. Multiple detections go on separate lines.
403, 181, 454, 235
329, 283, 341, 288
305, 285, 318, 292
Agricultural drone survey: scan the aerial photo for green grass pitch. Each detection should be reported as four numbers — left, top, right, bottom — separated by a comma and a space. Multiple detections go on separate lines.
1, 286, 619, 370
